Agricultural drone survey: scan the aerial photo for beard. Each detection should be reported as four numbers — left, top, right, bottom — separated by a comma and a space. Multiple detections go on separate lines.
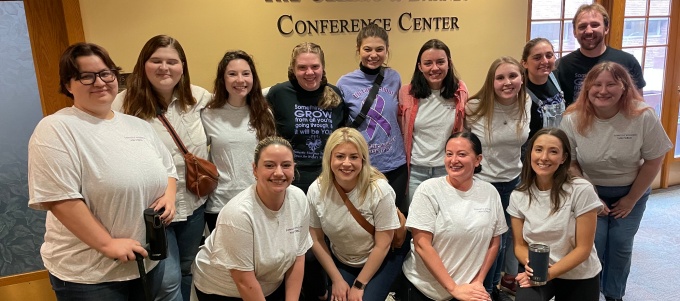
578, 33, 604, 51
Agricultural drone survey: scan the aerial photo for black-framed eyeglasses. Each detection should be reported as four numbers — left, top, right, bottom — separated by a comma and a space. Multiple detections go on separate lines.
76, 70, 117, 85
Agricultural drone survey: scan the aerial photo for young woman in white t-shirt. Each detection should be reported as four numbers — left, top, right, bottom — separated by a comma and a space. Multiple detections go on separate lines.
192, 136, 312, 301
465, 57, 531, 298
202, 50, 276, 232
307, 127, 401, 301
508, 128, 602, 301
402, 131, 507, 301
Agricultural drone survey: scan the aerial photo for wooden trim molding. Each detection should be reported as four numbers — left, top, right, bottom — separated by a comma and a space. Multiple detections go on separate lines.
0, 270, 49, 286
23, 0, 84, 117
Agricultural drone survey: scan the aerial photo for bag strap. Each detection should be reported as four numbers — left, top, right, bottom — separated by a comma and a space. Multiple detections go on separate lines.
157, 111, 189, 156
350, 68, 384, 128
333, 179, 375, 235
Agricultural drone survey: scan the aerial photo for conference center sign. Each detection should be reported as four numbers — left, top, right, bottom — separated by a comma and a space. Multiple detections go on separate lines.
266, 0, 465, 35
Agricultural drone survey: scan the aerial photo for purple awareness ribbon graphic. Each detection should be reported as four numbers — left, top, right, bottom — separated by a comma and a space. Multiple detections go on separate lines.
365, 95, 391, 139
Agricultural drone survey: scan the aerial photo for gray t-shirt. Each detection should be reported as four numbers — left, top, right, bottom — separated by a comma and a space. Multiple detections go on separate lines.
193, 185, 313, 297
28, 107, 176, 283
466, 97, 531, 182
202, 104, 257, 214
411, 90, 457, 167
307, 178, 399, 267
560, 103, 672, 186
507, 178, 603, 279
403, 177, 507, 300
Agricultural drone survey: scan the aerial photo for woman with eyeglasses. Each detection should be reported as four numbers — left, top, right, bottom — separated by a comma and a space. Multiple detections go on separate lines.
28, 42, 177, 301
113, 34, 212, 301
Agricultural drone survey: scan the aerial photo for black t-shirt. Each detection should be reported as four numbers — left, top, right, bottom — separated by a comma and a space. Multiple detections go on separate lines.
526, 76, 562, 140
266, 80, 347, 192
555, 47, 646, 105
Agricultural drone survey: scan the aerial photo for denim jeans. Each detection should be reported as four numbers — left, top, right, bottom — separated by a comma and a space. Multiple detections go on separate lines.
331, 245, 406, 301
49, 259, 165, 301
483, 177, 519, 293
407, 165, 448, 209
595, 185, 650, 300
158, 204, 206, 301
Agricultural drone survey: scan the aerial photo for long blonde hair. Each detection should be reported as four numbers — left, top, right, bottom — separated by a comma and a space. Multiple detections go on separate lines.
467, 57, 528, 141
317, 128, 385, 204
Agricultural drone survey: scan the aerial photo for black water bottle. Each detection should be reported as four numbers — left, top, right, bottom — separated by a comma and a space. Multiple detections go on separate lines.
143, 208, 168, 260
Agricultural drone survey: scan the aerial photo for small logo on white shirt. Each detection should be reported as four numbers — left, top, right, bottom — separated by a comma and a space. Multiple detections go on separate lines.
474, 207, 491, 213
124, 136, 147, 142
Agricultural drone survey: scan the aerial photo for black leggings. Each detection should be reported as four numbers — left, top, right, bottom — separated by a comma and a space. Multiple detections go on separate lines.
195, 283, 285, 301
384, 164, 408, 215
515, 274, 600, 301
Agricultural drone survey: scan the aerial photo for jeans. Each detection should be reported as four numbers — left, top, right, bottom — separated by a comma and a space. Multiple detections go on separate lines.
407, 165, 448, 209
483, 177, 519, 293
331, 245, 406, 301
595, 185, 650, 300
49, 260, 165, 301
158, 205, 206, 301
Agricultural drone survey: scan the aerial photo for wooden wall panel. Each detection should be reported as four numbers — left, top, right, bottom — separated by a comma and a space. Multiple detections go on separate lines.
23, 0, 84, 116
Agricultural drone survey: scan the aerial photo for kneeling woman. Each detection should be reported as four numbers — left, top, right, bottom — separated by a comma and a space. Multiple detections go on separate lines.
509, 128, 602, 301
192, 137, 313, 301
403, 132, 506, 301
307, 127, 401, 301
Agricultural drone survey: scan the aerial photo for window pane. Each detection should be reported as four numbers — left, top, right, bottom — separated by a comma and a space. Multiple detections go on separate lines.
625, 0, 648, 17
643, 47, 666, 117
562, 21, 579, 52
530, 21, 561, 48
647, 17, 669, 45
649, 0, 671, 15
623, 47, 644, 68
564, 0, 594, 20
623, 18, 646, 47
532, 0, 562, 19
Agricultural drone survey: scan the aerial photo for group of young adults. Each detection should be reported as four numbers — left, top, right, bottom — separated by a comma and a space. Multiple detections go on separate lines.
27, 3, 672, 301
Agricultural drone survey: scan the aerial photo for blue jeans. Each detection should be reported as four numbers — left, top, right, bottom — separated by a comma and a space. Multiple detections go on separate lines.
331, 245, 407, 301
595, 185, 650, 300
49, 259, 165, 301
408, 165, 448, 208
158, 205, 206, 301
483, 177, 519, 293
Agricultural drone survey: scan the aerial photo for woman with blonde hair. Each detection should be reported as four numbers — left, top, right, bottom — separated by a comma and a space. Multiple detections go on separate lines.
465, 56, 531, 299
307, 127, 401, 301
113, 34, 212, 301
266, 42, 347, 193
560, 61, 672, 301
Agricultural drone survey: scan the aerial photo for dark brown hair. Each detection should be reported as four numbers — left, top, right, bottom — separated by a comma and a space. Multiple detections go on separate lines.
59, 43, 121, 99
516, 128, 572, 215
409, 39, 460, 100
208, 50, 276, 140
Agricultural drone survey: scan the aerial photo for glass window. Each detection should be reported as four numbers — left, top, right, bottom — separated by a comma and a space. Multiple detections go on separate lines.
529, 0, 594, 56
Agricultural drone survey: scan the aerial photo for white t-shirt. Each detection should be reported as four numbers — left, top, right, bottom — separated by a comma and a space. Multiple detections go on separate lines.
307, 179, 400, 267
28, 107, 176, 283
466, 97, 531, 182
201, 104, 258, 214
193, 185, 313, 297
507, 178, 603, 280
403, 177, 507, 301
113, 84, 211, 221
411, 91, 457, 167
560, 103, 672, 186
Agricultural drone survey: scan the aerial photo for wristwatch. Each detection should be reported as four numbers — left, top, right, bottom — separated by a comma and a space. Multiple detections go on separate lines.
352, 280, 366, 290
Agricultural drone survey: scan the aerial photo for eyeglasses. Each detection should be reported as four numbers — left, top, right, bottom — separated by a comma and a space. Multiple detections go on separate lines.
76, 70, 117, 85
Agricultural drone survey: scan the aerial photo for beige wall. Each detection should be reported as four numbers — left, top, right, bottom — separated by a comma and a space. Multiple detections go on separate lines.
80, 0, 528, 93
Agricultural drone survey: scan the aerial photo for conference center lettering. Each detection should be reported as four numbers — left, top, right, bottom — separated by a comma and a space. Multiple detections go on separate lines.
277, 12, 460, 35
